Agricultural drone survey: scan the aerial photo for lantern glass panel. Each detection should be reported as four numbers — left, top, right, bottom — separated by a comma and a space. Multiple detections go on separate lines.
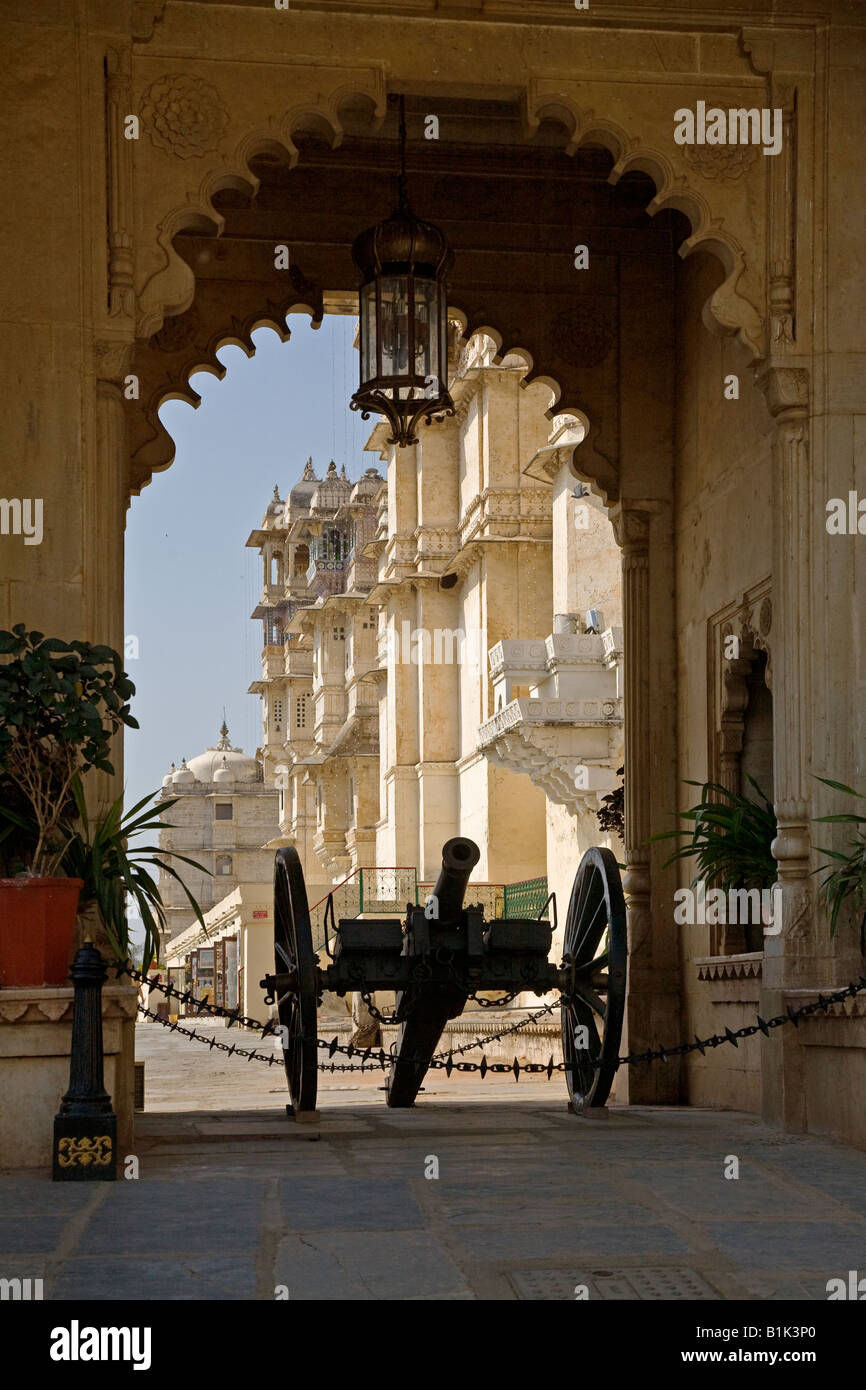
379, 276, 411, 381
413, 277, 439, 384
360, 282, 377, 385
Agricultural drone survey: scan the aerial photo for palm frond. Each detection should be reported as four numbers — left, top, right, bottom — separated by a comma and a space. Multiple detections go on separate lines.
60, 778, 211, 971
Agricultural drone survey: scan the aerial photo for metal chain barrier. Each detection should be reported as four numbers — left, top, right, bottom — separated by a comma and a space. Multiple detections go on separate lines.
359, 990, 400, 1026
117, 959, 866, 1081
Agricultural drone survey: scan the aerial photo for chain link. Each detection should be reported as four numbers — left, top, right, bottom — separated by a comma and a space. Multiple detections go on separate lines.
359, 990, 401, 1026
466, 987, 524, 1009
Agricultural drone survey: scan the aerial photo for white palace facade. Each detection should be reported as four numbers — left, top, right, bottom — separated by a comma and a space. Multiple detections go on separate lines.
247, 332, 625, 951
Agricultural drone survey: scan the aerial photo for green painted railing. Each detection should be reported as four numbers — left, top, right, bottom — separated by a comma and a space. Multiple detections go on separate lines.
503, 875, 550, 919
310, 869, 548, 952
310, 867, 417, 952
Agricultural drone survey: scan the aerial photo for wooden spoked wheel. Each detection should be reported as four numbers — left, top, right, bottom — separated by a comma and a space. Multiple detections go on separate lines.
273, 848, 318, 1116
560, 847, 627, 1112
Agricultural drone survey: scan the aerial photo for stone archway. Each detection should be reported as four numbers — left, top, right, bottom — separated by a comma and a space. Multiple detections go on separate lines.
85, 5, 832, 1119
4, 0, 855, 1142
120, 90, 773, 1106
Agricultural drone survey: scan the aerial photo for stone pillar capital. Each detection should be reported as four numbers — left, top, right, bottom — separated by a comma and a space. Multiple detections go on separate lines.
609, 500, 661, 552
757, 365, 809, 421
94, 338, 135, 386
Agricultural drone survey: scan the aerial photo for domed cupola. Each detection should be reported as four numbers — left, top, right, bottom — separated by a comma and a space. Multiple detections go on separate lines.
266, 484, 284, 517
185, 720, 261, 784
289, 457, 320, 511
213, 755, 234, 785
172, 758, 195, 785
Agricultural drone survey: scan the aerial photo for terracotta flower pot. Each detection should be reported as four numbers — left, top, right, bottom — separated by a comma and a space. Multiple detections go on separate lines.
0, 878, 83, 987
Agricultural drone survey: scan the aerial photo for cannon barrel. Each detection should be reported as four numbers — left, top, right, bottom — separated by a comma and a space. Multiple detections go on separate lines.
430, 837, 481, 922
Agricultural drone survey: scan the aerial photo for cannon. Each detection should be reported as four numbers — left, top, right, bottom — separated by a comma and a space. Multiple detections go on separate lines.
261, 837, 626, 1117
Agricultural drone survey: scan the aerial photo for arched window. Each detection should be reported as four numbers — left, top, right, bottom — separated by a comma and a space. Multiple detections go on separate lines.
740, 650, 774, 803
216, 854, 233, 876
710, 607, 774, 956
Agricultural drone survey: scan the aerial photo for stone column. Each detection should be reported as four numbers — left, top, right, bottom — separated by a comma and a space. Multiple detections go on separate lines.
88, 358, 129, 652
758, 366, 814, 1131
611, 501, 680, 1103
87, 345, 132, 817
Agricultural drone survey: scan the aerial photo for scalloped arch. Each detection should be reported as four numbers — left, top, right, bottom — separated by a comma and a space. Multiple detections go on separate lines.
140, 86, 765, 355
526, 93, 764, 360
137, 79, 380, 339
136, 82, 766, 494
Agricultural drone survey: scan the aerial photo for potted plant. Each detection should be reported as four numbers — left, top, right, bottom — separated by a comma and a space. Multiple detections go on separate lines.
0, 626, 136, 986
812, 777, 866, 955
61, 775, 211, 974
650, 778, 777, 951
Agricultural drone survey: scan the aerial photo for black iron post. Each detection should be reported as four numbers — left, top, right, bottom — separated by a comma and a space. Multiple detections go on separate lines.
52, 940, 117, 1181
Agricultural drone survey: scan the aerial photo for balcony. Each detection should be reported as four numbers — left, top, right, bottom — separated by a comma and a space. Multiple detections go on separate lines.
305, 557, 346, 598
283, 646, 313, 678
261, 645, 286, 678
345, 549, 377, 592
478, 628, 623, 814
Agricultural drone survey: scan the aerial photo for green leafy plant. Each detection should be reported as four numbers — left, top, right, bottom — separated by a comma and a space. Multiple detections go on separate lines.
650, 778, 778, 891
812, 777, 866, 950
596, 765, 624, 841
61, 777, 211, 973
0, 626, 137, 876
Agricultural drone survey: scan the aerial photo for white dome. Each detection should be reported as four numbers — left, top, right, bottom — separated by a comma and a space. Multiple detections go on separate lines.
172, 759, 195, 785
185, 722, 260, 785
162, 763, 176, 788
187, 748, 259, 783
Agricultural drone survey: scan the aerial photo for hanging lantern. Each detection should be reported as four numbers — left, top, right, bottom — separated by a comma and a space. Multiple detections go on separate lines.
350, 97, 455, 448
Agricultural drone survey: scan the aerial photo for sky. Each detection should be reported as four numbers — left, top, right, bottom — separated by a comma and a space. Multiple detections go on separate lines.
123, 315, 373, 944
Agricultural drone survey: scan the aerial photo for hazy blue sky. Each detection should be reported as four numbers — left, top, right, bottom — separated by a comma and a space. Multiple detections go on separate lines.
124, 314, 372, 819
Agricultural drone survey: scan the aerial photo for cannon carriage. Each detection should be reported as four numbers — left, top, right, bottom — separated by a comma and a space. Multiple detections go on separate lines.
261, 837, 627, 1117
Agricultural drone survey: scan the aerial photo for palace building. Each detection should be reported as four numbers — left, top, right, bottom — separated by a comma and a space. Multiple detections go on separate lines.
245, 336, 624, 964
155, 722, 279, 942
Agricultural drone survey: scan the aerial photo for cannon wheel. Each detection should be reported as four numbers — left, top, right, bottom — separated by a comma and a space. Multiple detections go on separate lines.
274, 848, 318, 1116
560, 847, 627, 1112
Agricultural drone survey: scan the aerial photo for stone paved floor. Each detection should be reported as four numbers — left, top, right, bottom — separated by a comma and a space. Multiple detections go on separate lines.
1, 1020, 865, 1300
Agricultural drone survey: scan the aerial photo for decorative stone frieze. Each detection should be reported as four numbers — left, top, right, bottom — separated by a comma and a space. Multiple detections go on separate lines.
0, 985, 139, 1027
695, 955, 763, 983
458, 486, 553, 548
